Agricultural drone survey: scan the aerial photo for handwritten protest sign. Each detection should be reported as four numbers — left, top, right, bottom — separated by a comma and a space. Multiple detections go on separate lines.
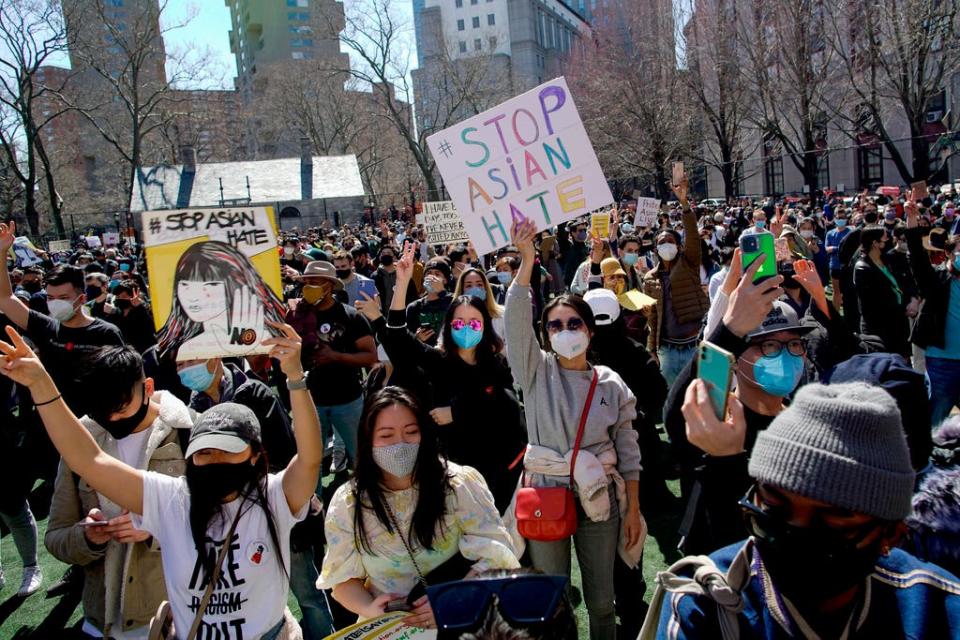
634, 197, 661, 228
427, 77, 613, 255
84, 235, 102, 249
421, 201, 469, 245
590, 211, 610, 238
141, 206, 285, 361
47, 239, 71, 252
322, 612, 434, 639
102, 231, 120, 246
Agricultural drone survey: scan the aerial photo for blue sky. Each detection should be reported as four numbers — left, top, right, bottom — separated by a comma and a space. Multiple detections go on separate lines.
168, 0, 235, 88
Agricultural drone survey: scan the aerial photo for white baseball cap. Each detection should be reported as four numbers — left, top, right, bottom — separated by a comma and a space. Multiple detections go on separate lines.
583, 289, 621, 326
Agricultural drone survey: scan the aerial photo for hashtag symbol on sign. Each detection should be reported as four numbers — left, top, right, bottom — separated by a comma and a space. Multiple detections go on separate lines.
438, 140, 454, 158
149, 218, 161, 234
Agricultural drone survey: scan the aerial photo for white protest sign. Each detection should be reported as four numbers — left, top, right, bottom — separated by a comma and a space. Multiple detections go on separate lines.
84, 235, 102, 248
421, 201, 469, 245
427, 76, 613, 255
635, 197, 661, 228
48, 239, 71, 252
102, 231, 120, 246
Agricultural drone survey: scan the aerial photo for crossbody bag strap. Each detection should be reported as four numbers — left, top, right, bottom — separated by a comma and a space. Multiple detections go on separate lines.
568, 369, 599, 485
186, 496, 247, 640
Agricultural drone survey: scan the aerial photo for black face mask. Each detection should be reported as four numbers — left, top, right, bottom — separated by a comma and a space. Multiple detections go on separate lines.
746, 501, 883, 604
97, 384, 149, 440
380, 255, 394, 266
335, 268, 352, 280
186, 461, 256, 503
22, 281, 42, 294
114, 298, 132, 311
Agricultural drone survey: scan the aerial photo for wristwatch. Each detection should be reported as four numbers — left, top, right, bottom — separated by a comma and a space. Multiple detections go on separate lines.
287, 371, 309, 391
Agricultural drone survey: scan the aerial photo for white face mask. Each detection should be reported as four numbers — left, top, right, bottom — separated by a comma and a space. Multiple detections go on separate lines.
372, 442, 419, 478
48, 297, 78, 322
550, 329, 589, 360
800, 229, 815, 239
657, 243, 679, 262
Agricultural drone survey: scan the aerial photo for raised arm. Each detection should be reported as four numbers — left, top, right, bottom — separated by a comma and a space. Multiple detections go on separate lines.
505, 219, 543, 390
264, 323, 322, 515
0, 325, 144, 512
0, 222, 30, 328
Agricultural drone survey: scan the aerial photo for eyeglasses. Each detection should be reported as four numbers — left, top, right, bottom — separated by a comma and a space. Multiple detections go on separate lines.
427, 574, 568, 632
545, 317, 584, 333
451, 318, 483, 332
752, 338, 806, 357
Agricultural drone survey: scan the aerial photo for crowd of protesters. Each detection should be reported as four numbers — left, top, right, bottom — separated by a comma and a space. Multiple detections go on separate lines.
0, 170, 958, 640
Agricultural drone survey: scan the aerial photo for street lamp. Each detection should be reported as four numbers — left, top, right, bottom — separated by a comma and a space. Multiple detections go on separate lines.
113, 211, 120, 233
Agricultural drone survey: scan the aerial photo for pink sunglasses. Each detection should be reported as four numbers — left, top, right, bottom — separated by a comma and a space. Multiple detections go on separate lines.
451, 318, 483, 331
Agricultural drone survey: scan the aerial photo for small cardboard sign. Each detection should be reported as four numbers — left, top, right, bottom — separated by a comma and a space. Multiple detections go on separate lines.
420, 201, 469, 245
47, 239, 72, 252
102, 231, 120, 246
590, 211, 610, 238
634, 197, 661, 228
11, 237, 41, 267
84, 235, 102, 248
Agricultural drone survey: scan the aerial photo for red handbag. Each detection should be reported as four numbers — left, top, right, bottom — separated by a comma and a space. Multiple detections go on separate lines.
515, 370, 599, 542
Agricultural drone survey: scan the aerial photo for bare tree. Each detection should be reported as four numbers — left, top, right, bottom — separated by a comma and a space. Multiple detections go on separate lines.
569, 0, 697, 200
739, 0, 842, 196
825, 0, 960, 183
0, 0, 75, 235
58, 0, 215, 211
680, 0, 761, 200
331, 0, 508, 200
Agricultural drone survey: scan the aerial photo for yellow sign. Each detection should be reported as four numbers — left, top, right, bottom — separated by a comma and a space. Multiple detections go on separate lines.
590, 211, 610, 238
140, 206, 284, 361
618, 289, 655, 312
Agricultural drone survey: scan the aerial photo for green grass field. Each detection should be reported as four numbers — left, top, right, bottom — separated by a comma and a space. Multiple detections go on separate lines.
0, 476, 682, 638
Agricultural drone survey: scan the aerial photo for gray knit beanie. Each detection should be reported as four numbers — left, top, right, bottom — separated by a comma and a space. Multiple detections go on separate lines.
748, 382, 915, 521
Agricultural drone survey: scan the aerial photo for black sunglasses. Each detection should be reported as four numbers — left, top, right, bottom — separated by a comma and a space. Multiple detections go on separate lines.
427, 574, 567, 632
545, 317, 584, 333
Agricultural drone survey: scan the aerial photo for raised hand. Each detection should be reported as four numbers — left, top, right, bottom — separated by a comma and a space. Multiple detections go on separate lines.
262, 321, 305, 380
354, 291, 382, 321
395, 242, 416, 283
793, 259, 829, 317
682, 379, 747, 457
510, 218, 537, 262
0, 219, 14, 252
0, 325, 51, 390
722, 258, 783, 338
720, 248, 744, 297
905, 192, 920, 229
589, 231, 607, 264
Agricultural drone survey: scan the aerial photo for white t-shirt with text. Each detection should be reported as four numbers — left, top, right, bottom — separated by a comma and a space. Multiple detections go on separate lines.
135, 471, 306, 640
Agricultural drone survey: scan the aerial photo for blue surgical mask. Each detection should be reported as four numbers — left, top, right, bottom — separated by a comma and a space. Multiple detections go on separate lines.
451, 324, 483, 349
621, 252, 639, 266
497, 272, 512, 284
756, 220, 767, 229
178, 362, 216, 392
836, 219, 848, 228
953, 254, 960, 272
750, 351, 804, 397
464, 286, 487, 301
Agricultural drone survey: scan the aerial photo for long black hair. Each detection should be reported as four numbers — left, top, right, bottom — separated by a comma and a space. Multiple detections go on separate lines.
441, 295, 504, 362
353, 387, 453, 554
186, 442, 288, 580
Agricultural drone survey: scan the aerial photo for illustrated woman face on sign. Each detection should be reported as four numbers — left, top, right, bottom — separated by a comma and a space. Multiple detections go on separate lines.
158, 241, 286, 361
